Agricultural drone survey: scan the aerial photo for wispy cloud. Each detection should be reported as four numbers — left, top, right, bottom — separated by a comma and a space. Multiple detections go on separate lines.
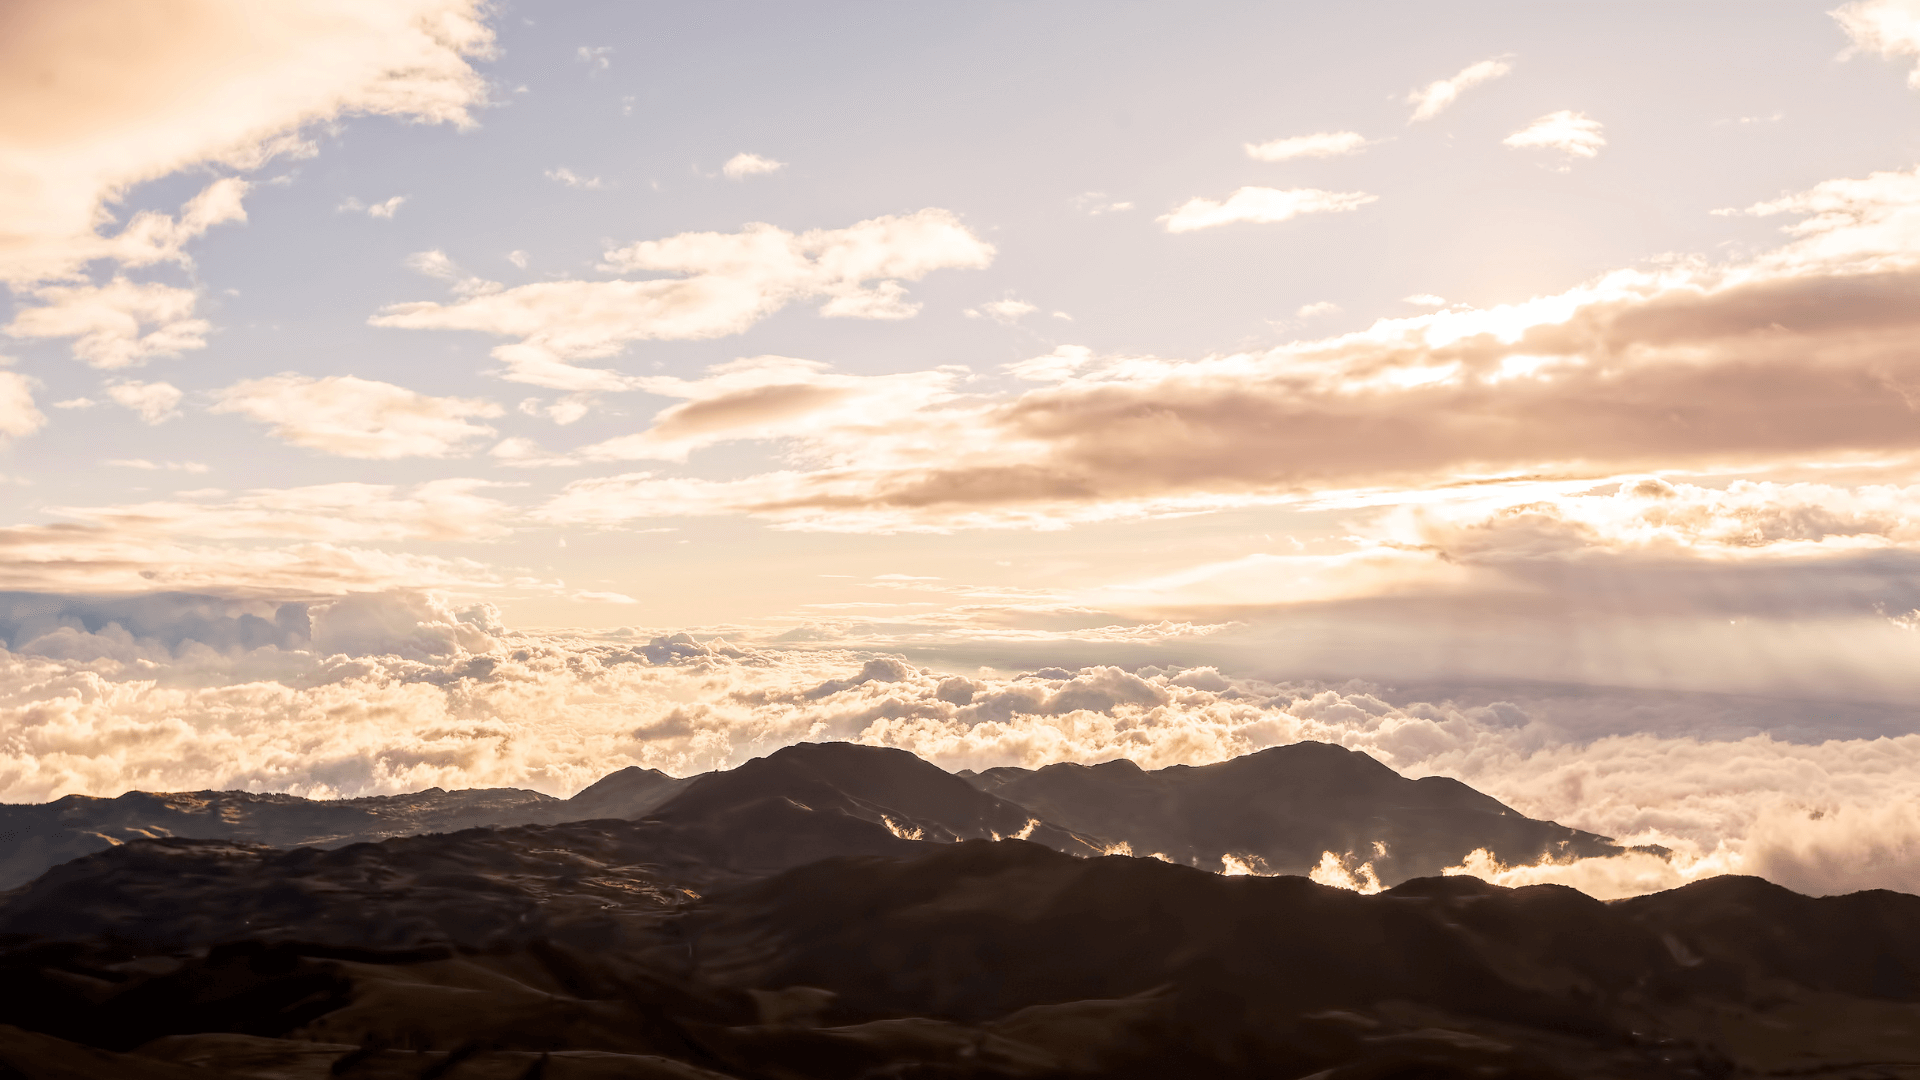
1070, 192, 1133, 215
966, 298, 1038, 323
1244, 131, 1369, 162
105, 459, 208, 473
1407, 57, 1513, 122
212, 374, 503, 459
1503, 111, 1606, 166
1160, 187, 1377, 233
576, 45, 612, 71
373, 209, 995, 390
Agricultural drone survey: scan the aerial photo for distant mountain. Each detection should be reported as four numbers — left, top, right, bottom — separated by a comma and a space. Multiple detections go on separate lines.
0, 767, 694, 890
964, 741, 1627, 882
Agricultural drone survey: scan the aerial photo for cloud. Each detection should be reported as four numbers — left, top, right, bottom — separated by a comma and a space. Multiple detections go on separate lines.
211, 374, 503, 458
1160, 188, 1378, 233
576, 45, 612, 72
4, 279, 207, 368
367, 195, 406, 219
403, 250, 500, 299
1070, 193, 1133, 216
545, 167, 605, 189
50, 478, 518, 546
1295, 302, 1341, 318
0, 372, 45, 441
1402, 293, 1447, 307
371, 209, 996, 389
573, 355, 962, 464
105, 459, 208, 472
1503, 111, 1606, 164
406, 250, 458, 278
106, 379, 182, 423
722, 153, 786, 179
966, 298, 1038, 323
0, 0, 494, 286
1834, 0, 1920, 88
1407, 57, 1512, 122
0, 600, 1915, 901
0, 525, 515, 598
1244, 131, 1369, 162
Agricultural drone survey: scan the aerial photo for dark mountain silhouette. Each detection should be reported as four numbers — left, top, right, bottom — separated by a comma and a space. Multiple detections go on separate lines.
964, 741, 1629, 882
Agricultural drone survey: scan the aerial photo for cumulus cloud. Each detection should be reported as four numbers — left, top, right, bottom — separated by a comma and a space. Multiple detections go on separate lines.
722, 152, 786, 179
0, 0, 494, 285
0, 372, 45, 441
371, 209, 995, 389
106, 379, 183, 423
1503, 110, 1606, 165
212, 374, 503, 458
1244, 131, 1369, 161
1407, 57, 1512, 122
1160, 187, 1378, 232
1834, 0, 1920, 88
5, 279, 207, 368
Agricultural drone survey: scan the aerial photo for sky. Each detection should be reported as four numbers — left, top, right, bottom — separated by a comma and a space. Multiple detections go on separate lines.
5, 0, 1920, 898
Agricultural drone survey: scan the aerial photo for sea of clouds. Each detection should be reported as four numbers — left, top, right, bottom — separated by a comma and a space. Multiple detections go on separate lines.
3, 588, 1917, 901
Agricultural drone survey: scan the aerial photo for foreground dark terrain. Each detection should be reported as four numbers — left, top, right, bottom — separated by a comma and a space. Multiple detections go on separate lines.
2, 742, 1916, 1078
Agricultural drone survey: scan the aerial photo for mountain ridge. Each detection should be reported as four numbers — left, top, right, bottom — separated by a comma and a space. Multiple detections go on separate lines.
0, 740, 1622, 890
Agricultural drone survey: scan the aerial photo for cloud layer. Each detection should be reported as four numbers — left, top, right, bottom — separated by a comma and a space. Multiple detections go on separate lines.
512, 165, 1920, 535
0, 588, 1914, 900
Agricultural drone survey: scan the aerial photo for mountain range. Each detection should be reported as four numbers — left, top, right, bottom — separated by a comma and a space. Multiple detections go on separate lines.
0, 741, 1622, 890
1, 741, 1911, 1077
